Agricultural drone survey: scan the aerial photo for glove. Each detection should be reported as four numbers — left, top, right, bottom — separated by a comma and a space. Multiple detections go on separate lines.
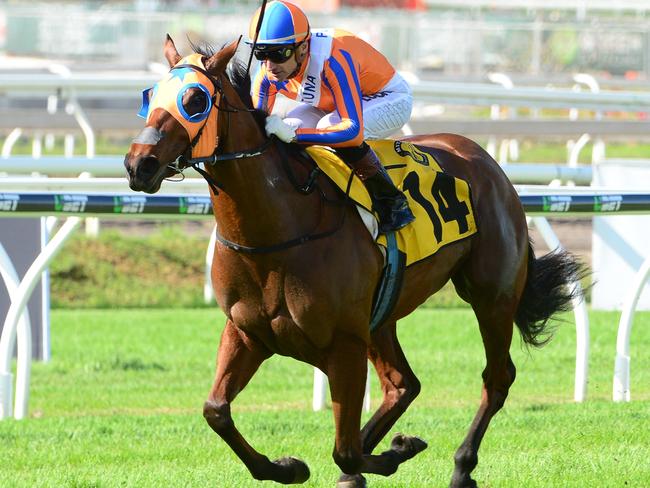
265, 115, 297, 143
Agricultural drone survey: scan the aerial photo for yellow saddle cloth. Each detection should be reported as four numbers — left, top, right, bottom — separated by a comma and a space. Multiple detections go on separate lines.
305, 140, 478, 266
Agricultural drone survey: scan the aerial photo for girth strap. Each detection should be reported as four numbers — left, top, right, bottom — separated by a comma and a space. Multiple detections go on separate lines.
370, 231, 406, 332
213, 170, 354, 254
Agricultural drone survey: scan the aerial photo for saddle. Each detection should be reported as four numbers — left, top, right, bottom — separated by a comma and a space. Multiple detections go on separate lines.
305, 139, 478, 267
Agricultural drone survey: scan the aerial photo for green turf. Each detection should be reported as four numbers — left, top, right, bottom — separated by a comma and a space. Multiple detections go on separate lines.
49, 227, 211, 309
1, 308, 648, 487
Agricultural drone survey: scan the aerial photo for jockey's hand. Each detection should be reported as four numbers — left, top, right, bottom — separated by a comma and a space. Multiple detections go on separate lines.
265, 115, 297, 143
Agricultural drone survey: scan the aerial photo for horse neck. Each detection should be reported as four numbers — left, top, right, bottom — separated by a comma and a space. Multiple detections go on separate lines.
208, 78, 315, 248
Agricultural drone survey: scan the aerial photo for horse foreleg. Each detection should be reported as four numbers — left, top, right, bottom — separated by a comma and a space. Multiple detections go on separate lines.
203, 320, 310, 485
325, 331, 369, 487
336, 322, 426, 486
328, 331, 367, 470
450, 313, 516, 488
329, 329, 424, 488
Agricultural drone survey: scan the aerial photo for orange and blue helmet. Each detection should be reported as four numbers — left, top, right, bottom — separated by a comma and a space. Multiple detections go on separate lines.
248, 0, 310, 47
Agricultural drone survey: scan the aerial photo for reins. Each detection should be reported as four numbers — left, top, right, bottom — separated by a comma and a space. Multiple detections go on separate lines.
212, 170, 353, 254
164, 62, 352, 254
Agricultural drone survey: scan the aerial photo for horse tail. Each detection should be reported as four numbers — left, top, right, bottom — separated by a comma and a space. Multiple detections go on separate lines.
514, 242, 588, 348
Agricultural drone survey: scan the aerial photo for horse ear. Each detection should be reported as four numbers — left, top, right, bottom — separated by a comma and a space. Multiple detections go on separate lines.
164, 34, 182, 67
205, 37, 242, 74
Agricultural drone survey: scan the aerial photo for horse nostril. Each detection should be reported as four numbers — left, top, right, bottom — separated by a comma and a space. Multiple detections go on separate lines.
123, 155, 135, 178
138, 155, 160, 178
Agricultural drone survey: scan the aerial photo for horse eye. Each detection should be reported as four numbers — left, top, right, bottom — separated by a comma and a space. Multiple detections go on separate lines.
183, 90, 208, 116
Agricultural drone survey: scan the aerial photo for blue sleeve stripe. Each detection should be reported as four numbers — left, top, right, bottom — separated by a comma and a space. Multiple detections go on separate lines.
340, 50, 363, 104
295, 56, 361, 145
328, 55, 362, 134
257, 77, 272, 110
251, 64, 272, 111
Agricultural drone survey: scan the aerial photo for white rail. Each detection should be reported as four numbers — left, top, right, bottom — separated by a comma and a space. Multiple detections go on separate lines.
424, 0, 650, 10
613, 258, 650, 402
2, 72, 650, 112
528, 216, 590, 402
0, 244, 33, 420
0, 175, 207, 194
408, 80, 650, 111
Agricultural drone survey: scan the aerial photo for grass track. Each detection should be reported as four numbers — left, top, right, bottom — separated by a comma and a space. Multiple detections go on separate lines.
1, 308, 649, 487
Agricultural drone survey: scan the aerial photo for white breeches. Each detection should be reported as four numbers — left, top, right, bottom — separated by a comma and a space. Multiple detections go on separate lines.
281, 72, 413, 141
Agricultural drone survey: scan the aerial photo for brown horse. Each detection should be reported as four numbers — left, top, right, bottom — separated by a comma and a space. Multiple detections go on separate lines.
124, 37, 585, 488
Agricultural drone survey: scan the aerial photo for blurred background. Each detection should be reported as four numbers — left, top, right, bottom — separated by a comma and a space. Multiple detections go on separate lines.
3, 0, 650, 157
3, 0, 650, 78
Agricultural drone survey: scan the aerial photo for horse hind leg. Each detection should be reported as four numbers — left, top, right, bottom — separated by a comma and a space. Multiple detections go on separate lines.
203, 320, 310, 485
450, 301, 517, 488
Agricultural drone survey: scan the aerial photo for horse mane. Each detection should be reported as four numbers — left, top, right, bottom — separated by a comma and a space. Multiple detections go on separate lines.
189, 40, 267, 130
189, 40, 308, 161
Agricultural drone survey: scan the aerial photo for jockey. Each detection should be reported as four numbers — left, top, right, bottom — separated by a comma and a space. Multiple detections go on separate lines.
248, 0, 415, 233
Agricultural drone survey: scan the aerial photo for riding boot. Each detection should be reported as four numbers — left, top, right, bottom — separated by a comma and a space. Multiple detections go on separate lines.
337, 143, 415, 234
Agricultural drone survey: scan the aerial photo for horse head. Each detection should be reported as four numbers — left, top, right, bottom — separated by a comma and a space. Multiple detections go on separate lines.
124, 35, 240, 193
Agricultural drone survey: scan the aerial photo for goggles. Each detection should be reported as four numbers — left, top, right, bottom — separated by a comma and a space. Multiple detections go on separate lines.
254, 43, 299, 64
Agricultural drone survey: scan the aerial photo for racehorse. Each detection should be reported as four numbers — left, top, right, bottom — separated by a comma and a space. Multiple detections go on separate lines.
124, 37, 585, 488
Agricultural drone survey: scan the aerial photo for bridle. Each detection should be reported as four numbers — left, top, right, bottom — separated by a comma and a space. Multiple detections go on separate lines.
164, 62, 273, 195
161, 61, 352, 254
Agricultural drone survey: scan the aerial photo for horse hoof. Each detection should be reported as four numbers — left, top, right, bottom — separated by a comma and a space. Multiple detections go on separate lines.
274, 456, 310, 484
390, 433, 428, 460
449, 475, 478, 488
336, 473, 367, 488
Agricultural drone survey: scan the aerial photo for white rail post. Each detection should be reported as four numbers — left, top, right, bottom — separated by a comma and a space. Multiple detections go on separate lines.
204, 226, 217, 304
573, 74, 605, 162
0, 244, 32, 419
1, 128, 23, 158
0, 217, 81, 420
487, 73, 518, 164
52, 64, 100, 239
40, 217, 52, 363
613, 257, 650, 402
313, 366, 371, 412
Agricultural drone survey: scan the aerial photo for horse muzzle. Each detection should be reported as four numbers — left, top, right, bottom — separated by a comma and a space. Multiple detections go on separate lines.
124, 153, 164, 193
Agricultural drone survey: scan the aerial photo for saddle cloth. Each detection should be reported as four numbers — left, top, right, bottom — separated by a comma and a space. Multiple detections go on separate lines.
305, 140, 478, 266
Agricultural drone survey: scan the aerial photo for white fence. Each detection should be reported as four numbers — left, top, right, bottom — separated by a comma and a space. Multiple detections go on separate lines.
3, 71, 650, 109
3, 69, 650, 173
